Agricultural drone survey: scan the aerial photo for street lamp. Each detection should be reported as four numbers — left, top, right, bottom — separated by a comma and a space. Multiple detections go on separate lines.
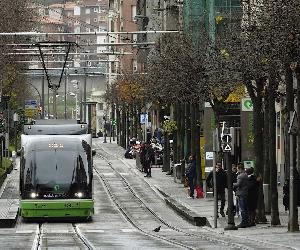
69, 92, 79, 120
71, 79, 82, 121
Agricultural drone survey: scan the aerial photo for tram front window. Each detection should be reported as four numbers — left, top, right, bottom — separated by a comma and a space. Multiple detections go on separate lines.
23, 149, 89, 199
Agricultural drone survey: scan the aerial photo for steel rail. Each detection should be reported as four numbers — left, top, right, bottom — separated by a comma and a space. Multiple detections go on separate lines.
72, 224, 95, 250
31, 223, 43, 250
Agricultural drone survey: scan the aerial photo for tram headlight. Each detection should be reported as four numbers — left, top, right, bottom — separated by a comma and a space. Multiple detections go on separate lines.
75, 192, 84, 198
30, 192, 38, 198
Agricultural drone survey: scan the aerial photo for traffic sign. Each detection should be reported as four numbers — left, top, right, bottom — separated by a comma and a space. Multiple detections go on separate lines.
140, 113, 148, 124
223, 143, 232, 152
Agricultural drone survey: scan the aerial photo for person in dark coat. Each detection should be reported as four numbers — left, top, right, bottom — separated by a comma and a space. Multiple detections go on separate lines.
246, 167, 259, 226
185, 155, 196, 199
234, 163, 249, 228
139, 143, 146, 173
144, 142, 155, 177
206, 162, 227, 217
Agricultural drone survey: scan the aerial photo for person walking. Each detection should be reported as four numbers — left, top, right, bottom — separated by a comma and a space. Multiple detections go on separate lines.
246, 167, 259, 226
234, 163, 249, 228
144, 142, 155, 177
206, 162, 227, 217
185, 155, 196, 199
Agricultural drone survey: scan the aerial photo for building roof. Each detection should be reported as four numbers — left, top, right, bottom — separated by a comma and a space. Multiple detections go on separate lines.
49, 2, 76, 10
41, 16, 65, 25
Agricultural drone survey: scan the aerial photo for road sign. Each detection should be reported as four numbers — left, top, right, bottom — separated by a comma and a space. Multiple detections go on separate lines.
241, 98, 253, 112
140, 113, 148, 124
25, 100, 38, 109
223, 143, 232, 152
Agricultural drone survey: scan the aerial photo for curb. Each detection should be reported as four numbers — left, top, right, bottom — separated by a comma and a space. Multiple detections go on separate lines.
155, 186, 211, 227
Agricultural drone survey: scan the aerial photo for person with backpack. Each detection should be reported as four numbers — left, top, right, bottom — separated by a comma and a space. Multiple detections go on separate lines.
144, 142, 155, 177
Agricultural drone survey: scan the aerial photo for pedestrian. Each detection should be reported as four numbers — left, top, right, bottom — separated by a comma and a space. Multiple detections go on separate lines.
185, 155, 196, 199
234, 163, 249, 228
227, 163, 238, 216
139, 143, 146, 173
206, 162, 227, 217
246, 167, 259, 226
144, 142, 155, 177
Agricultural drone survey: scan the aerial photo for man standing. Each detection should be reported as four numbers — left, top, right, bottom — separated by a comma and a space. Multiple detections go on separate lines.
207, 162, 227, 217
144, 142, 155, 177
234, 163, 249, 228
185, 155, 196, 198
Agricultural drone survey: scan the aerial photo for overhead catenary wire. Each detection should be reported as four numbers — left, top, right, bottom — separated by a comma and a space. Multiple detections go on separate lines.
0, 31, 178, 36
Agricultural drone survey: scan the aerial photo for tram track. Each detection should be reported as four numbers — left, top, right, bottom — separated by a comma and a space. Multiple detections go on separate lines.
31, 223, 95, 250
94, 160, 194, 250
94, 148, 243, 250
94, 145, 295, 250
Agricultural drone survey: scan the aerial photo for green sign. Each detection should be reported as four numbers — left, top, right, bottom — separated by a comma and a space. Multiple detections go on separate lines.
241, 98, 253, 112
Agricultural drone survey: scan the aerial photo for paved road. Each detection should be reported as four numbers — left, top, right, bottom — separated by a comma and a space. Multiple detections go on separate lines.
0, 140, 296, 249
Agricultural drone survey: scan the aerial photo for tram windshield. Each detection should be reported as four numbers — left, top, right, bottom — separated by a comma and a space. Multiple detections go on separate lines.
23, 147, 91, 198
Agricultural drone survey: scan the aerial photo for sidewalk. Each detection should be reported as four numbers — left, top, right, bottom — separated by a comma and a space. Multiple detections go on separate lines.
99, 141, 300, 249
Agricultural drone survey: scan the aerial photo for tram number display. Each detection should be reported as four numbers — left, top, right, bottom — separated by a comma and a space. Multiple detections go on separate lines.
64, 202, 79, 208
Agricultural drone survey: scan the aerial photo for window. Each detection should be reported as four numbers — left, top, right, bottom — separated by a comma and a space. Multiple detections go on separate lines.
111, 62, 116, 73
132, 59, 137, 72
74, 27, 80, 33
94, 7, 98, 13
94, 18, 98, 23
86, 18, 90, 24
132, 34, 137, 42
85, 8, 90, 14
98, 103, 103, 111
74, 6, 80, 15
110, 20, 114, 32
131, 5, 136, 21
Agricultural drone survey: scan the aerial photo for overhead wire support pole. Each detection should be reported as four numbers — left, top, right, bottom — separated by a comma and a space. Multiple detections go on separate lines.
37, 44, 52, 89
57, 43, 71, 89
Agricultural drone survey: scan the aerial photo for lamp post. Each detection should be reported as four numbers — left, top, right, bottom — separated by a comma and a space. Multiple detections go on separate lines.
13, 113, 19, 152
103, 115, 107, 143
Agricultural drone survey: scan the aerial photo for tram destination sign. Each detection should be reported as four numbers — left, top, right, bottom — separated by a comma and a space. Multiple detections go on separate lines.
25, 99, 38, 109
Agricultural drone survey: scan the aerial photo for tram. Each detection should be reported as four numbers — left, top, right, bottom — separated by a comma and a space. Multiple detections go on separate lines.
19, 120, 94, 219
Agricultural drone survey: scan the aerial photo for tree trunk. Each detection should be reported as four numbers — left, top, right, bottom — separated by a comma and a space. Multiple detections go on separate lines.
269, 83, 281, 226
253, 97, 267, 223
263, 92, 271, 214
176, 102, 181, 162
173, 103, 178, 163
190, 103, 196, 156
180, 102, 185, 160
116, 103, 120, 145
246, 79, 267, 223
186, 103, 191, 158
195, 103, 202, 186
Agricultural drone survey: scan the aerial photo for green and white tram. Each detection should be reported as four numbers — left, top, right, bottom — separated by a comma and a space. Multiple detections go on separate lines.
19, 120, 94, 219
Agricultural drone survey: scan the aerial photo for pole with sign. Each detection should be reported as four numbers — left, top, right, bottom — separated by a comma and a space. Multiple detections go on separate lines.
140, 113, 148, 142
222, 129, 238, 230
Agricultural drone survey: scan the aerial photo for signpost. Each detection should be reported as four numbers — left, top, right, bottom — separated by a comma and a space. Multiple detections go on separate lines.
25, 100, 38, 118
140, 113, 148, 142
